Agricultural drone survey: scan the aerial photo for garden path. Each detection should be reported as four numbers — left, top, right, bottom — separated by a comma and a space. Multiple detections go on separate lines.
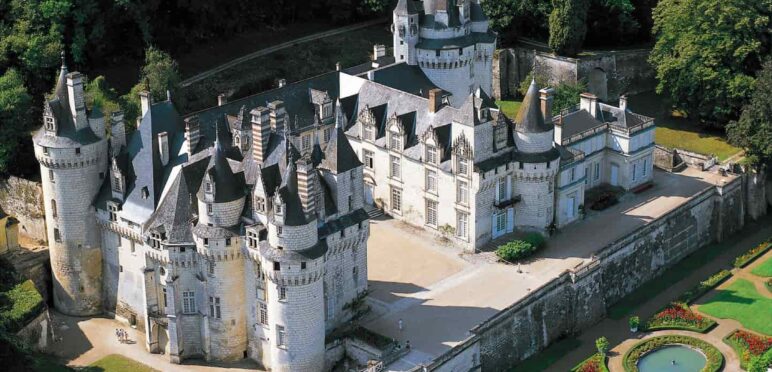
546, 216, 772, 371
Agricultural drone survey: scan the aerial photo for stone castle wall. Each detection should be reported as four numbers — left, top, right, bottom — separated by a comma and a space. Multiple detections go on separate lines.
0, 176, 47, 242
416, 175, 745, 371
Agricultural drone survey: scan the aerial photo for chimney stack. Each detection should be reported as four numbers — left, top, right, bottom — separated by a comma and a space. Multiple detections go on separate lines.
428, 88, 443, 113
580, 93, 598, 118
373, 44, 387, 60
217, 93, 227, 106
336, 62, 341, 71
278, 79, 287, 88
158, 132, 169, 166
139, 90, 152, 119
268, 100, 286, 133
619, 95, 628, 111
66, 72, 87, 129
185, 116, 201, 155
539, 87, 555, 125
251, 107, 272, 163
110, 111, 126, 155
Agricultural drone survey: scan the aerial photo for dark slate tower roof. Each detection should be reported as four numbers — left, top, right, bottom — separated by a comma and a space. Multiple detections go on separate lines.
199, 128, 245, 203
515, 79, 552, 133
278, 155, 309, 227
145, 171, 193, 244
321, 101, 363, 174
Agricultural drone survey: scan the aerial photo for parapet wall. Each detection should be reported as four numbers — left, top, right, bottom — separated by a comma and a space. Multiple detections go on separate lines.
417, 175, 745, 371
0, 176, 46, 242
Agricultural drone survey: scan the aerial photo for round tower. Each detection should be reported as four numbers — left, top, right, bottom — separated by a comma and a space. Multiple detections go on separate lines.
392, 0, 420, 65
33, 58, 108, 316
513, 81, 560, 230
195, 135, 248, 361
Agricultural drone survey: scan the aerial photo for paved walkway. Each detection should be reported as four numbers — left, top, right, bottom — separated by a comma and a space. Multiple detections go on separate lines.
547, 215, 772, 371
180, 18, 387, 87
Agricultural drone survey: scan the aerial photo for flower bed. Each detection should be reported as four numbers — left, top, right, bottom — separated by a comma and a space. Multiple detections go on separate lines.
734, 240, 772, 268
646, 302, 716, 332
724, 329, 772, 369
571, 353, 609, 372
676, 269, 732, 304
623, 335, 723, 372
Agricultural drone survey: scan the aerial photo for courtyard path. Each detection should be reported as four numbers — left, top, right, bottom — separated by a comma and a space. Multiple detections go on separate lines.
547, 216, 772, 371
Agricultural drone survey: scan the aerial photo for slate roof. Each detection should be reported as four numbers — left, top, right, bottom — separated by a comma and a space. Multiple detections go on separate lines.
559, 109, 604, 139
364, 63, 442, 99
277, 159, 309, 227
145, 170, 194, 244
515, 79, 552, 134
416, 30, 497, 50
197, 130, 246, 203
394, 0, 421, 15
599, 103, 652, 129
320, 104, 363, 174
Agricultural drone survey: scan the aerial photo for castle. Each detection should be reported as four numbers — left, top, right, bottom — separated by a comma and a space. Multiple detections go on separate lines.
33, 0, 654, 370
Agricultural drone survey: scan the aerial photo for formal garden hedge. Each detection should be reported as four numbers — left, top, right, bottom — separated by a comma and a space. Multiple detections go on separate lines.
570, 353, 609, 372
623, 335, 723, 372
734, 240, 772, 268
645, 302, 716, 333
676, 269, 732, 304
724, 329, 772, 369
496, 233, 546, 262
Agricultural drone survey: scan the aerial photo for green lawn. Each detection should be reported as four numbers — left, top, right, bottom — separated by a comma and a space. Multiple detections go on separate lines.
496, 99, 522, 118
510, 337, 581, 371
699, 279, 772, 336
655, 126, 741, 161
86, 354, 158, 372
751, 256, 772, 277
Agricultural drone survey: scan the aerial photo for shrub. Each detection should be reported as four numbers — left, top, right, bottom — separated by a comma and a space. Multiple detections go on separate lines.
725, 329, 772, 368
734, 241, 772, 268
595, 337, 609, 356
677, 269, 732, 304
496, 240, 536, 262
629, 316, 640, 330
623, 335, 723, 372
571, 353, 608, 372
0, 280, 45, 333
748, 348, 772, 372
522, 232, 546, 250
646, 302, 715, 332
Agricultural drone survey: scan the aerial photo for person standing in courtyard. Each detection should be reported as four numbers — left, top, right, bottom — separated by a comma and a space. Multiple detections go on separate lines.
398, 318, 404, 332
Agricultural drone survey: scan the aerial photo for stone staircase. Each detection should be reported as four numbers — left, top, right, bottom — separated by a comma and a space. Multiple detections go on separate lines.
365, 205, 384, 219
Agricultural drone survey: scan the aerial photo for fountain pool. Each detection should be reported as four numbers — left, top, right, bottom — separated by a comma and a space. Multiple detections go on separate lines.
637, 344, 707, 372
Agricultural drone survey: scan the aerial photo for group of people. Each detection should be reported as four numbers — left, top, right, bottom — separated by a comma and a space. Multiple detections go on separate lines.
115, 328, 130, 343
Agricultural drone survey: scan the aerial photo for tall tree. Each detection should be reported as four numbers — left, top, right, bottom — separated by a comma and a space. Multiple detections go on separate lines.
120, 47, 180, 128
0, 69, 33, 175
649, 0, 771, 125
548, 0, 590, 57
727, 61, 772, 171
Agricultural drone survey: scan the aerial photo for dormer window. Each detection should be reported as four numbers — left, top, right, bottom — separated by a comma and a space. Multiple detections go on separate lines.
141, 187, 149, 199
205, 182, 212, 193
44, 116, 56, 132
457, 157, 469, 176
323, 102, 332, 119
364, 125, 375, 142
389, 131, 402, 151
255, 196, 266, 213
494, 122, 507, 151
274, 202, 282, 215
425, 145, 438, 164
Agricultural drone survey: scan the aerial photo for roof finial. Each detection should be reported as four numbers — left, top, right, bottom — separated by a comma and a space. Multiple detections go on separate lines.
335, 98, 344, 130
60, 50, 67, 70
214, 121, 223, 152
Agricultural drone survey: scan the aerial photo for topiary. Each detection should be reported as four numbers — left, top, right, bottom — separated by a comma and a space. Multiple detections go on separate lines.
496, 240, 535, 262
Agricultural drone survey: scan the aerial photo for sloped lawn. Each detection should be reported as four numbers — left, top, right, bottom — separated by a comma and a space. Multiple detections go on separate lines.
699, 279, 772, 336
86, 354, 158, 372
751, 256, 772, 277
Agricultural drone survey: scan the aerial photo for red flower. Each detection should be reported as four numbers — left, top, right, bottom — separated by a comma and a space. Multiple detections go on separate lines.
731, 330, 772, 356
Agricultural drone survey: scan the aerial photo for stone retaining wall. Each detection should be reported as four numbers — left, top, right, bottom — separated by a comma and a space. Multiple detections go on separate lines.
15, 309, 51, 351
414, 175, 745, 371
0, 176, 46, 242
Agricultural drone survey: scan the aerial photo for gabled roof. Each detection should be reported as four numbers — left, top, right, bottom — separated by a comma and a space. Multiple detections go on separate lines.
515, 79, 552, 134
145, 171, 194, 244
321, 117, 363, 174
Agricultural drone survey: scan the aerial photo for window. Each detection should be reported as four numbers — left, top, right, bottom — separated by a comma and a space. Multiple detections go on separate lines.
274, 202, 282, 215
301, 134, 311, 151
49, 170, 54, 183
276, 325, 286, 347
457, 180, 469, 205
570, 168, 576, 182
426, 200, 438, 226
390, 155, 401, 178
141, 187, 149, 199
497, 177, 507, 202
209, 296, 221, 319
208, 260, 215, 275
519, 162, 524, 170
51, 199, 57, 218
390, 132, 402, 150
75, 148, 81, 155
425, 169, 437, 192
643, 159, 648, 176
259, 303, 268, 325
457, 157, 469, 176
273, 261, 281, 271
277, 226, 282, 236
203, 238, 209, 246
353, 266, 359, 287
391, 187, 402, 212
363, 150, 374, 169
255, 197, 266, 213
225, 238, 231, 246
181, 291, 195, 314
632, 163, 637, 181
301, 262, 306, 270
457, 212, 468, 238
130, 241, 135, 253
496, 212, 506, 232
364, 125, 374, 141
43, 147, 49, 155
54, 228, 61, 242
279, 286, 287, 301
594, 163, 600, 180
207, 203, 213, 215
108, 203, 118, 222
162, 287, 168, 308
494, 124, 507, 150
324, 127, 333, 142
425, 145, 437, 164
347, 195, 353, 211
205, 182, 212, 193
584, 167, 589, 185
257, 281, 267, 301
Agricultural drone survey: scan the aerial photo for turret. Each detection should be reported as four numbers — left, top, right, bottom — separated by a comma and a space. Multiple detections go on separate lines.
392, 0, 420, 65
32, 54, 108, 316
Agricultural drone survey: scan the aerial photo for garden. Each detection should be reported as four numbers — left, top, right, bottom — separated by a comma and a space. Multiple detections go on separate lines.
645, 302, 715, 333
622, 335, 723, 372
698, 279, 772, 336
724, 329, 772, 369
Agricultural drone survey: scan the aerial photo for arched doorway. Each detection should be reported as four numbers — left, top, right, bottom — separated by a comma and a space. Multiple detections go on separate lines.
588, 68, 608, 101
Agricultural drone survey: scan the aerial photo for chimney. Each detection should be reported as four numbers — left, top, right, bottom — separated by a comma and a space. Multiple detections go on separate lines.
336, 62, 341, 71
185, 116, 201, 155
268, 100, 286, 133
110, 111, 126, 154
158, 131, 169, 166
619, 95, 628, 111
217, 93, 227, 106
296, 157, 316, 214
373, 44, 387, 60
251, 107, 271, 163
66, 72, 87, 129
140, 90, 152, 119
553, 114, 563, 145
428, 88, 443, 113
278, 79, 287, 88
580, 93, 598, 118
539, 87, 555, 125
367, 70, 375, 81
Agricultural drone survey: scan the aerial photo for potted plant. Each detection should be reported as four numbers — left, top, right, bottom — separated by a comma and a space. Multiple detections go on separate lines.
596, 336, 610, 357
629, 316, 640, 332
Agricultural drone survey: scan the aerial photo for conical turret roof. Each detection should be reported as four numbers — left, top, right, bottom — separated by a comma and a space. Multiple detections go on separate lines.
200, 127, 245, 202
515, 79, 552, 133
321, 100, 362, 174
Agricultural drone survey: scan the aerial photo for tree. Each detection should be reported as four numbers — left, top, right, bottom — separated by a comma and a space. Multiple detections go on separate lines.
595, 336, 610, 356
481, 0, 519, 31
548, 0, 590, 57
519, 72, 587, 114
0, 69, 33, 174
726, 61, 772, 171
121, 47, 180, 127
85, 75, 121, 120
649, 0, 772, 125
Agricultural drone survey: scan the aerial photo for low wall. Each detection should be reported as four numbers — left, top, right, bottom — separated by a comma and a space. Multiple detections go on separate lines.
15, 309, 51, 351
417, 175, 745, 371
0, 176, 46, 242
653, 146, 718, 172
